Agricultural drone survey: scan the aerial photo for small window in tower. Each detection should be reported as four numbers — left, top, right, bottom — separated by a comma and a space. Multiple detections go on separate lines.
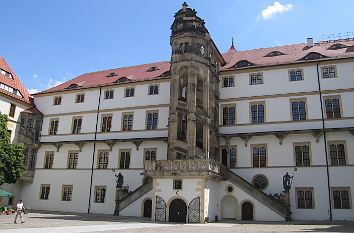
173, 180, 182, 190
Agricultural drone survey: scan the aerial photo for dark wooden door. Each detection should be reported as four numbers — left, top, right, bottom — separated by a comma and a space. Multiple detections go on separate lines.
169, 199, 187, 223
143, 199, 152, 217
222, 149, 227, 166
242, 202, 253, 220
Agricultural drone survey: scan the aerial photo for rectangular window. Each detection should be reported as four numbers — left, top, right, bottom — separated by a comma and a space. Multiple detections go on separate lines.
75, 93, 85, 103
27, 118, 33, 131
62, 185, 73, 201
289, 69, 304, 81
294, 143, 311, 166
148, 85, 159, 95
329, 141, 346, 166
146, 111, 158, 130
229, 147, 237, 168
40, 185, 50, 200
250, 102, 265, 124
104, 90, 114, 99
332, 187, 351, 209
296, 188, 314, 209
322, 65, 337, 79
223, 76, 234, 87
72, 117, 82, 134
122, 113, 134, 131
249, 73, 263, 85
94, 186, 106, 203
125, 87, 135, 97
252, 144, 267, 167
44, 151, 54, 169
145, 149, 157, 161
119, 150, 131, 169
49, 119, 59, 135
101, 114, 112, 132
222, 106, 236, 126
97, 150, 109, 169
53, 96, 62, 105
9, 104, 16, 117
291, 99, 307, 121
67, 151, 79, 169
173, 180, 182, 190
29, 148, 37, 169
324, 96, 341, 119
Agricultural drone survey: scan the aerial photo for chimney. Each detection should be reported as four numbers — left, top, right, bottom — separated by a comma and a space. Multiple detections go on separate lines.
307, 38, 314, 48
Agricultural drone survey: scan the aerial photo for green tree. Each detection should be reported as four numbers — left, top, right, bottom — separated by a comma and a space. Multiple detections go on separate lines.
0, 114, 25, 186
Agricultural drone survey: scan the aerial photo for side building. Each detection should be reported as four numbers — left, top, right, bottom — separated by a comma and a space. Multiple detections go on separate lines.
21, 3, 354, 222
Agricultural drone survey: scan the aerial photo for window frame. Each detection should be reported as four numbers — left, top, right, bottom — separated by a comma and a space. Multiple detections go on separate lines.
61, 185, 73, 201
221, 104, 236, 126
323, 95, 342, 119
53, 96, 62, 105
293, 142, 311, 167
43, 151, 55, 169
223, 76, 235, 88
328, 140, 347, 166
71, 116, 83, 134
173, 179, 183, 190
295, 187, 315, 209
9, 103, 16, 117
119, 149, 131, 169
331, 187, 351, 209
101, 114, 113, 132
122, 112, 134, 131
321, 65, 337, 79
288, 69, 304, 81
104, 89, 114, 100
249, 73, 263, 85
249, 101, 266, 124
67, 151, 79, 169
48, 118, 59, 135
124, 87, 135, 97
39, 184, 51, 200
290, 98, 307, 121
75, 93, 85, 103
144, 148, 157, 162
97, 150, 109, 169
251, 144, 267, 167
94, 186, 106, 203
146, 110, 159, 130
148, 84, 159, 95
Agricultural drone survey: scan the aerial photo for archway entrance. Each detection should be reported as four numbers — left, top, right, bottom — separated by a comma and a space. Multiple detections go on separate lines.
143, 199, 152, 218
169, 199, 187, 223
241, 202, 253, 220
221, 195, 237, 219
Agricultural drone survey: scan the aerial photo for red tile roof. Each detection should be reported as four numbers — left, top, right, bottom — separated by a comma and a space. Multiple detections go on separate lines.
222, 40, 354, 70
35, 40, 354, 95
0, 57, 31, 104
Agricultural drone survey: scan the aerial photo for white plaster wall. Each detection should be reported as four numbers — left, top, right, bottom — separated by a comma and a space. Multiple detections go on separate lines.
205, 179, 219, 222
120, 190, 153, 217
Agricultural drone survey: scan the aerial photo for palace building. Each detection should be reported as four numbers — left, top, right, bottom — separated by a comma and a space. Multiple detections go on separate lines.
9, 3, 354, 222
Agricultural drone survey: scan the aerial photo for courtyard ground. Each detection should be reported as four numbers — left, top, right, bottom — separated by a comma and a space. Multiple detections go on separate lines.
0, 211, 353, 233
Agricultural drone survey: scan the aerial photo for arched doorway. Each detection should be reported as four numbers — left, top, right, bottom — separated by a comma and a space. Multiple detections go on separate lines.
221, 195, 237, 219
143, 199, 152, 218
169, 199, 187, 223
241, 201, 254, 220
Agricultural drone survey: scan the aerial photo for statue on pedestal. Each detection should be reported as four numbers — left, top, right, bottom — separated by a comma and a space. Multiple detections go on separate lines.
283, 172, 293, 192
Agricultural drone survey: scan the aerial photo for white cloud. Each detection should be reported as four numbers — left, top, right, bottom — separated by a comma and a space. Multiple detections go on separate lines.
28, 88, 39, 94
261, 2, 293, 20
47, 78, 64, 88
32, 74, 39, 78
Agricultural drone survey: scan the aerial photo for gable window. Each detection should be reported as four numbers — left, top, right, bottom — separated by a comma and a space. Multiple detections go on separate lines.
222, 105, 236, 126
40, 185, 50, 200
250, 102, 265, 124
119, 150, 131, 169
332, 187, 351, 209
62, 185, 73, 201
324, 96, 341, 119
234, 60, 253, 68
53, 96, 62, 105
148, 85, 159, 95
122, 113, 134, 131
291, 99, 307, 121
296, 188, 314, 209
301, 52, 326, 61
145, 149, 157, 161
94, 186, 106, 203
252, 144, 267, 167
97, 150, 109, 169
72, 117, 82, 134
104, 90, 114, 99
249, 73, 263, 85
146, 111, 158, 130
329, 141, 346, 166
75, 94, 85, 103
9, 104, 16, 117
289, 69, 303, 81
67, 151, 79, 169
44, 151, 54, 169
49, 119, 59, 135
265, 51, 285, 57
125, 87, 135, 97
101, 114, 112, 132
294, 143, 311, 166
223, 76, 234, 87
173, 180, 182, 190
322, 66, 337, 79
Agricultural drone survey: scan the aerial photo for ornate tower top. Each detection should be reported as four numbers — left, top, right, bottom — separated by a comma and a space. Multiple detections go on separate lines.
171, 3, 209, 37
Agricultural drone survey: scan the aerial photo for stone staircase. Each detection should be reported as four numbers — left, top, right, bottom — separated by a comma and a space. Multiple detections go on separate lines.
222, 168, 288, 218
118, 181, 153, 212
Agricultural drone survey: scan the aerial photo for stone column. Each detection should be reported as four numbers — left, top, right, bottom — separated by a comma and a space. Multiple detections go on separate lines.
225, 136, 231, 168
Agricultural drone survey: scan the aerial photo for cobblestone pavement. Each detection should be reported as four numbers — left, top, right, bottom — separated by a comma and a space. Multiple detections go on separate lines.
0, 211, 353, 233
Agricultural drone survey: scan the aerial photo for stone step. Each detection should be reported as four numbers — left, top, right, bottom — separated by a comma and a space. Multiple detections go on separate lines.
118, 181, 153, 212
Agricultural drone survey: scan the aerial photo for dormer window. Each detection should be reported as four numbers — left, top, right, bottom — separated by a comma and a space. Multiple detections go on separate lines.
159, 70, 171, 77
116, 77, 129, 83
0, 68, 13, 79
66, 83, 79, 90
328, 44, 347, 50
265, 51, 285, 57
106, 72, 117, 78
234, 60, 254, 68
300, 52, 327, 61
147, 66, 159, 72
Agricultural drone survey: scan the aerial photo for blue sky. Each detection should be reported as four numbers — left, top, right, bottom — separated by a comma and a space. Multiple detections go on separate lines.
1, 0, 353, 94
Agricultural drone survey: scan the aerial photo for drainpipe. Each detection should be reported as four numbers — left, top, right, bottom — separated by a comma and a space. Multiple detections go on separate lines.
316, 61, 333, 221
88, 86, 102, 213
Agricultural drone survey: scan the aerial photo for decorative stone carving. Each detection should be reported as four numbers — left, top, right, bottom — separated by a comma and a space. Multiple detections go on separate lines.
275, 132, 287, 145
104, 140, 117, 151
132, 139, 143, 150
312, 130, 323, 143
240, 135, 252, 146
52, 142, 63, 152
74, 141, 86, 152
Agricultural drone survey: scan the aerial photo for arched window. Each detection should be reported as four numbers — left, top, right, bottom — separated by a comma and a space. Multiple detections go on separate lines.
265, 51, 285, 57
328, 44, 347, 50
234, 60, 254, 68
300, 52, 326, 61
